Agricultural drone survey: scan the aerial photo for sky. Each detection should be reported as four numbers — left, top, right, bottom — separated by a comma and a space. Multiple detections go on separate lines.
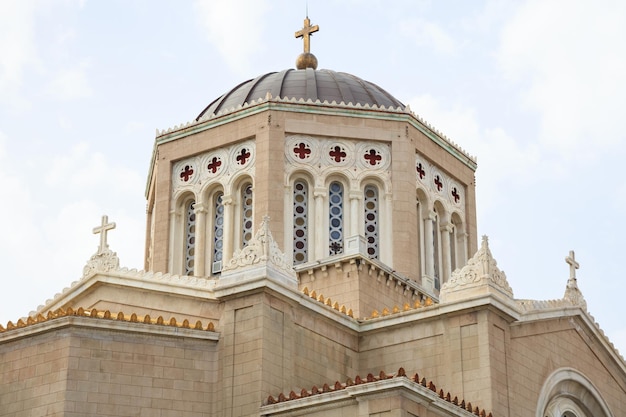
0, 0, 625, 356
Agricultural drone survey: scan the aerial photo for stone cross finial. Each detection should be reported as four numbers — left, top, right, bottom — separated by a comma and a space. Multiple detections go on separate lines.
93, 215, 116, 254
565, 250, 579, 279
295, 16, 319, 54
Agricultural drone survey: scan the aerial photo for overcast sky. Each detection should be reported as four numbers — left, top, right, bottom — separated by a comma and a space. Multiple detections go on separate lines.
1, 0, 625, 356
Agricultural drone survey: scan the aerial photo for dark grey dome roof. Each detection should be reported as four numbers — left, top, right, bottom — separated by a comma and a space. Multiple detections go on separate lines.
197, 68, 404, 120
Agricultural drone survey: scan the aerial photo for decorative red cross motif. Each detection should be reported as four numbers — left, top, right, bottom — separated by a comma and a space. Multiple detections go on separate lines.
180, 165, 194, 182
293, 143, 311, 159
364, 149, 382, 166
416, 163, 425, 179
451, 187, 460, 203
236, 148, 251, 165
434, 175, 443, 191
207, 157, 222, 173
329, 146, 346, 163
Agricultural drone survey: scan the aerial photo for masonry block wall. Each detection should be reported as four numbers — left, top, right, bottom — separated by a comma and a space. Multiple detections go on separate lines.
0, 326, 218, 417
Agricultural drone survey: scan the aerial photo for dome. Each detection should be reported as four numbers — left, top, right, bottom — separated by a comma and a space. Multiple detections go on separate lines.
196, 68, 405, 120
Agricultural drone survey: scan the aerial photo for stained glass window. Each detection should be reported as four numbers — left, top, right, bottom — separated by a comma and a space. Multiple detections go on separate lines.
212, 193, 224, 274
329, 181, 344, 255
241, 184, 253, 247
184, 200, 196, 275
293, 180, 308, 265
364, 185, 379, 259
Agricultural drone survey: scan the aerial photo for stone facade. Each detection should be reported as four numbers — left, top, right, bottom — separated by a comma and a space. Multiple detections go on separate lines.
1, 64, 625, 417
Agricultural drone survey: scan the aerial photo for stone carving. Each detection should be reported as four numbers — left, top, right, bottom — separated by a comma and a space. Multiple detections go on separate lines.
83, 215, 120, 277
563, 276, 587, 309
222, 217, 296, 277
441, 235, 513, 298
83, 249, 120, 277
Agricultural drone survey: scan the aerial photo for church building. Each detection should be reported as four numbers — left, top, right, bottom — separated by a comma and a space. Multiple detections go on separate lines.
1, 17, 625, 417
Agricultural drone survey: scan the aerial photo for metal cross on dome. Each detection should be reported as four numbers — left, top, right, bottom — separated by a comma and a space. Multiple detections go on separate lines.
93, 215, 116, 254
295, 16, 319, 54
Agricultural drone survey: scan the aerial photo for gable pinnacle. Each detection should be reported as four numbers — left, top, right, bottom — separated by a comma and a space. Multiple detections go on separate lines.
295, 16, 319, 70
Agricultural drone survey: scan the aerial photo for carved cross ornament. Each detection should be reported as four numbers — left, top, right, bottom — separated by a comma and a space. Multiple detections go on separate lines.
93, 215, 116, 254
565, 250, 579, 279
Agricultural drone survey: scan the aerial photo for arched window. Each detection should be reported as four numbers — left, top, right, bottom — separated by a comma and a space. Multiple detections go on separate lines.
293, 180, 308, 265
212, 193, 224, 274
241, 183, 253, 247
537, 368, 612, 417
184, 200, 196, 275
364, 185, 379, 259
328, 181, 344, 255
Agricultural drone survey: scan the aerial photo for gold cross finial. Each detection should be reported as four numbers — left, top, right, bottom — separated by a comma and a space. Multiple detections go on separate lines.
295, 16, 319, 54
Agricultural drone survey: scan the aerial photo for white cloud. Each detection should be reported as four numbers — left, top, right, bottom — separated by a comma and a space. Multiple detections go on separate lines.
0, 0, 38, 107
497, 0, 626, 157
44, 142, 143, 195
399, 17, 457, 56
0, 136, 145, 323
193, 0, 270, 74
46, 61, 93, 100
407, 94, 544, 211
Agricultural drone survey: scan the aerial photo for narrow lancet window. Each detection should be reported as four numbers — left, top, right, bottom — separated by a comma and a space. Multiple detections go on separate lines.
293, 180, 308, 265
184, 200, 196, 275
212, 193, 224, 274
364, 185, 379, 259
241, 184, 253, 247
328, 181, 344, 255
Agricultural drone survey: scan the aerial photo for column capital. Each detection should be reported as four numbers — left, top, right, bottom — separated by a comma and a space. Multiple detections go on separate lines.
440, 223, 454, 234
349, 190, 362, 200
193, 203, 208, 214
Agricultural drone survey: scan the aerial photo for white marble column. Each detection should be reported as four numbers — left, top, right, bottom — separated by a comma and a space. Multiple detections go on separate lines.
313, 188, 325, 260
193, 203, 207, 276
423, 210, 436, 290
382, 191, 393, 263
168, 209, 179, 273
440, 223, 454, 284
349, 190, 361, 237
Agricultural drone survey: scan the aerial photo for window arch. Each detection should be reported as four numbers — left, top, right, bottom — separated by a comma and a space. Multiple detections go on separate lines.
293, 180, 309, 265
364, 184, 379, 259
328, 181, 344, 255
536, 368, 613, 417
184, 199, 196, 276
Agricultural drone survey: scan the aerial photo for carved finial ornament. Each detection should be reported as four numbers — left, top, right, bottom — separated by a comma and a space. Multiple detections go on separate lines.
84, 215, 120, 277
563, 250, 586, 308
295, 16, 319, 70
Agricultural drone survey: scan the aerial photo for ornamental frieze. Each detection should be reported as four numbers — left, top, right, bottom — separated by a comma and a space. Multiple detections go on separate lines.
416, 154, 465, 213
172, 140, 255, 195
285, 135, 391, 187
